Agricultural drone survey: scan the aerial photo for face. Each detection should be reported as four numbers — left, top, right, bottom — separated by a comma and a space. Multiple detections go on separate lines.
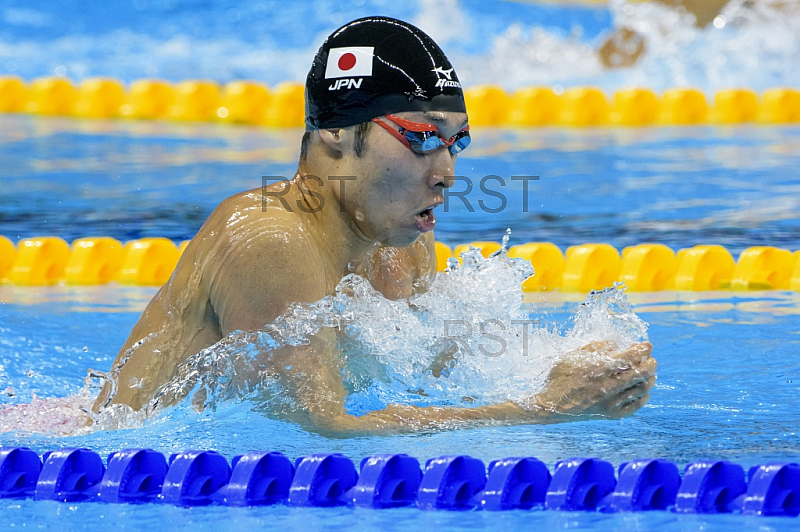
339, 110, 470, 247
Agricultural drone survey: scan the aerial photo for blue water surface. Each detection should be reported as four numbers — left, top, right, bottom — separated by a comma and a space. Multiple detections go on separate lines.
2, 0, 800, 527
3, 116, 800, 255
1, 286, 799, 530
1, 117, 800, 530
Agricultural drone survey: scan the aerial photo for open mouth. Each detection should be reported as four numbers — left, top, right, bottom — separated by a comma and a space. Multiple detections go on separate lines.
414, 207, 436, 232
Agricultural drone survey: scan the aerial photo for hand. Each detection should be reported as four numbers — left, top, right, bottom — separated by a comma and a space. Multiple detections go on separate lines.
527, 341, 656, 421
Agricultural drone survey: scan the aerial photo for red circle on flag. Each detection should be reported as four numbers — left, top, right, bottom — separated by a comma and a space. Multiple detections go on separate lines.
338, 53, 357, 71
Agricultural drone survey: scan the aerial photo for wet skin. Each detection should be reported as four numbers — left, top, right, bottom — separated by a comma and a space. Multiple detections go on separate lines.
93, 110, 657, 435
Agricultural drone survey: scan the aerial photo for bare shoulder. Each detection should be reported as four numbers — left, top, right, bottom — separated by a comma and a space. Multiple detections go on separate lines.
198, 189, 329, 334
192, 188, 311, 260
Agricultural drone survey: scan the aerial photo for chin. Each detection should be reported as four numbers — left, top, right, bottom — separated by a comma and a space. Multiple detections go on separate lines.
372, 226, 423, 247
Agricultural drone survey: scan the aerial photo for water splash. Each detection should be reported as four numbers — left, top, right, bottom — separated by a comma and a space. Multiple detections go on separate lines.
139, 236, 648, 418
0, 392, 95, 436
2, 1, 799, 93
605, 0, 800, 92
463, 0, 800, 93
0, 233, 649, 435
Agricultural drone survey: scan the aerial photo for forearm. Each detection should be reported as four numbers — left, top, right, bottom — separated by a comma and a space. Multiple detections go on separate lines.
315, 401, 557, 437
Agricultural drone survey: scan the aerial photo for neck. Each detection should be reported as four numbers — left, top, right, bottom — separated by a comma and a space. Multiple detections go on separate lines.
294, 157, 376, 278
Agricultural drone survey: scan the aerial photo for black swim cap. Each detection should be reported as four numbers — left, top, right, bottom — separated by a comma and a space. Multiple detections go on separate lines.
305, 16, 466, 129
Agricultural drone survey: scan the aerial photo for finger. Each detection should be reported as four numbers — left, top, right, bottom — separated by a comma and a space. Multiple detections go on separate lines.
602, 364, 657, 398
611, 376, 655, 408
636, 341, 653, 356
608, 350, 657, 380
583, 342, 654, 376
600, 376, 654, 412
610, 341, 653, 363
563, 341, 652, 367
616, 392, 650, 418
570, 340, 617, 356
622, 374, 656, 396
629, 356, 657, 377
605, 387, 651, 419
642, 356, 657, 375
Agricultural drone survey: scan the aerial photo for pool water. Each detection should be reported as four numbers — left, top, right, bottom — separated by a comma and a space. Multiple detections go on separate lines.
1, 116, 800, 530
4, 0, 800, 527
4, 116, 800, 251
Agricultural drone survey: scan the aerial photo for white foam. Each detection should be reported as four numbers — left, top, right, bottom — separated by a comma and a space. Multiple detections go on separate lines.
0, 391, 94, 436
457, 0, 800, 93
1, 235, 650, 435
3, 1, 799, 93
145, 237, 649, 414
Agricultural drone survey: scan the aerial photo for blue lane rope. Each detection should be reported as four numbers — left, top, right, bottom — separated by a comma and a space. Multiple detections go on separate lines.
1, 447, 799, 516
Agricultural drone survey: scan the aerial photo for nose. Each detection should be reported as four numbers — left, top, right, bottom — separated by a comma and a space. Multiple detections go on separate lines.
428, 148, 456, 189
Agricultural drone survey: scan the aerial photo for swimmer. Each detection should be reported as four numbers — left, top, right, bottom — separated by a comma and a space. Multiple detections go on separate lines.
598, 0, 798, 68
92, 16, 656, 435
599, 0, 731, 68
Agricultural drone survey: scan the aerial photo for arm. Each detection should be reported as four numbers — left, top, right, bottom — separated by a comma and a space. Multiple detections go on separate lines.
215, 228, 657, 436
93, 242, 222, 412
342, 342, 656, 435
276, 335, 656, 437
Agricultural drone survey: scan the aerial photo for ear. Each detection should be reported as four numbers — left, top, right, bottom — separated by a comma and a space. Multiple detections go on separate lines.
317, 128, 348, 155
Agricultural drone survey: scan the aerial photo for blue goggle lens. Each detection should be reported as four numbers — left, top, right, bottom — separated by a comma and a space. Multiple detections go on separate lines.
403, 130, 471, 155
451, 133, 471, 154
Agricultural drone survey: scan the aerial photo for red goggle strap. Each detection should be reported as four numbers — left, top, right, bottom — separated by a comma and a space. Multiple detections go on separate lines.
382, 114, 470, 147
372, 118, 413, 151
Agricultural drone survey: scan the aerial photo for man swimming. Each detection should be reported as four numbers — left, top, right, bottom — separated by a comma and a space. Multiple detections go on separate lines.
598, 0, 731, 68
92, 16, 656, 435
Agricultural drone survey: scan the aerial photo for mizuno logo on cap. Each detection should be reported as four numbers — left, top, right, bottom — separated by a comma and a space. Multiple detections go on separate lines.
432, 65, 460, 89
432, 66, 454, 80
325, 47, 374, 79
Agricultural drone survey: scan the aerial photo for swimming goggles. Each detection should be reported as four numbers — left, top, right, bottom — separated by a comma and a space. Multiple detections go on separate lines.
372, 114, 471, 155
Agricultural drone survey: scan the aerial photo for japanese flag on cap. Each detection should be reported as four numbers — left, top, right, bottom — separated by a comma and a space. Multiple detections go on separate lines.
325, 47, 374, 79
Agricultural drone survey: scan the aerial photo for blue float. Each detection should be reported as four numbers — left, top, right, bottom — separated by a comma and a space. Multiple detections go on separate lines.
160, 450, 231, 506
288, 453, 358, 507
739, 463, 800, 516
4, 445, 800, 517
97, 448, 168, 503
353, 453, 422, 508
34, 448, 105, 501
674, 460, 747, 513
220, 451, 294, 506
479, 457, 551, 510
417, 455, 486, 510
0, 447, 42, 498
599, 459, 680, 512
545, 458, 616, 511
